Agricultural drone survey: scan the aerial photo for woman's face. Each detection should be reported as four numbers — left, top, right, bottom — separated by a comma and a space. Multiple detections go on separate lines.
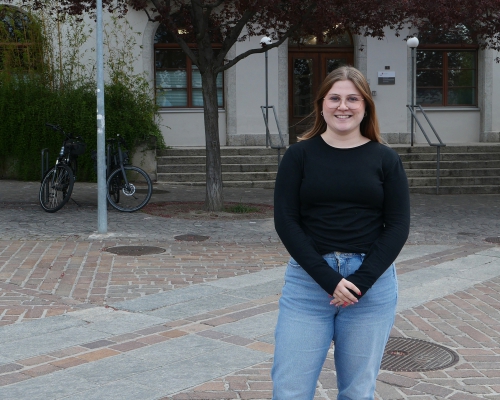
322, 79, 366, 137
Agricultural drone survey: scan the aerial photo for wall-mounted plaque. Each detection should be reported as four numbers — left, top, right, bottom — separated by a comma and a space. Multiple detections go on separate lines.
378, 71, 395, 85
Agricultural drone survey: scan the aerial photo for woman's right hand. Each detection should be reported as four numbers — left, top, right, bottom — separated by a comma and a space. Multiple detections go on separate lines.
330, 278, 361, 307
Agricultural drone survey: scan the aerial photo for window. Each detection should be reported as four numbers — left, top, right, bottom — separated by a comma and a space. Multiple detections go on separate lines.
416, 24, 478, 106
154, 24, 223, 108
0, 6, 42, 72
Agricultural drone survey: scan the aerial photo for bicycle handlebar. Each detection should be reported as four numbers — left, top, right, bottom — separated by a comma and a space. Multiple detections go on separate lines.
45, 123, 83, 141
106, 135, 127, 147
45, 123, 61, 131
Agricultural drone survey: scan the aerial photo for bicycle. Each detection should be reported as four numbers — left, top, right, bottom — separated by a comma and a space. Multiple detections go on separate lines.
94, 135, 153, 212
39, 124, 86, 212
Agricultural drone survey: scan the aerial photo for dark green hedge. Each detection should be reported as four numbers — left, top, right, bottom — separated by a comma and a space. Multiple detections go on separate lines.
0, 74, 164, 181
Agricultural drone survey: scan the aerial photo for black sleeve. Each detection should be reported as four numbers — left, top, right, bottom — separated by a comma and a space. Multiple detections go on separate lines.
274, 146, 344, 295
345, 154, 410, 297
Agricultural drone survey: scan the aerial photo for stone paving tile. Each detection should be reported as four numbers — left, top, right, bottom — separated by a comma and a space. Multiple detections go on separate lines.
159, 277, 500, 400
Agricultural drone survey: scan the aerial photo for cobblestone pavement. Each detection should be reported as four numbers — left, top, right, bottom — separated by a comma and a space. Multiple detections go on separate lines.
0, 180, 499, 399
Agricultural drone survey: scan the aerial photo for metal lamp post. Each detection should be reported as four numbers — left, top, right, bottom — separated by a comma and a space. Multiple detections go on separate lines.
260, 36, 272, 148
96, 0, 107, 233
407, 37, 419, 147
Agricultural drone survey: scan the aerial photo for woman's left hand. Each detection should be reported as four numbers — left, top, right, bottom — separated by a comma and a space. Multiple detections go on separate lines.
330, 278, 360, 307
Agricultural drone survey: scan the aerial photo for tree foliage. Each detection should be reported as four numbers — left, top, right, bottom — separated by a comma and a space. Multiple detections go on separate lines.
407, 0, 500, 52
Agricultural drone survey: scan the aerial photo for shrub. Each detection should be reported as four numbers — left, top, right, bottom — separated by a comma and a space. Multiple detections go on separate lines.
0, 5, 164, 181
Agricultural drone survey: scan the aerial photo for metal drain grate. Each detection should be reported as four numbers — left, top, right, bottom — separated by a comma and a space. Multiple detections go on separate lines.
174, 234, 210, 242
381, 337, 459, 372
485, 237, 500, 244
105, 246, 165, 256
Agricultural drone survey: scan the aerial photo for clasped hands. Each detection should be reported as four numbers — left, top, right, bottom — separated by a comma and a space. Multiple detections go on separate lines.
329, 278, 361, 307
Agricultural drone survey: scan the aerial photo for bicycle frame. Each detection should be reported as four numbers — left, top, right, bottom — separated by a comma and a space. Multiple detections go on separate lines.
44, 125, 80, 180
106, 137, 132, 189
40, 123, 85, 212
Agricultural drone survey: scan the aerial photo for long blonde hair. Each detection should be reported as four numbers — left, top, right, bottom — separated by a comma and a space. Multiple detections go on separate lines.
299, 66, 381, 143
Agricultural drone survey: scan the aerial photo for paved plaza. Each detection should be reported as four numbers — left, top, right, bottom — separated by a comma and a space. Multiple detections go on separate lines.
0, 180, 499, 399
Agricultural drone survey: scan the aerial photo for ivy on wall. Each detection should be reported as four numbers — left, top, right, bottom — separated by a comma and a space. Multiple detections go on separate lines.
0, 4, 165, 181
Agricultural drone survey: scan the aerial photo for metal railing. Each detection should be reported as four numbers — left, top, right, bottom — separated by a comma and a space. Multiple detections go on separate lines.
407, 104, 446, 194
261, 105, 286, 165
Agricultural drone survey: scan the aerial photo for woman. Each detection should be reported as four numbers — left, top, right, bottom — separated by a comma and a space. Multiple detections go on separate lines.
272, 66, 410, 400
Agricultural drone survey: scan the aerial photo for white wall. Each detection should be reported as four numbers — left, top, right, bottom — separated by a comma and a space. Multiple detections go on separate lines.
157, 110, 226, 146
414, 109, 480, 143
366, 30, 409, 141
225, 35, 281, 145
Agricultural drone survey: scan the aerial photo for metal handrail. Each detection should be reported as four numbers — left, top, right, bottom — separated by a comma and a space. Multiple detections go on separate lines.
260, 105, 286, 165
407, 104, 446, 194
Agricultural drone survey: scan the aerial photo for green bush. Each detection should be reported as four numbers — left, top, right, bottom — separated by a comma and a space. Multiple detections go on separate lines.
0, 73, 164, 181
0, 5, 165, 181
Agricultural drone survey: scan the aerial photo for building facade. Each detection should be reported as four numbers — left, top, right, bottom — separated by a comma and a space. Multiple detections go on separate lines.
4, 4, 500, 147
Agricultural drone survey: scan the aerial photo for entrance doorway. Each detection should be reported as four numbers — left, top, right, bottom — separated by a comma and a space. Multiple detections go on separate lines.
288, 50, 354, 143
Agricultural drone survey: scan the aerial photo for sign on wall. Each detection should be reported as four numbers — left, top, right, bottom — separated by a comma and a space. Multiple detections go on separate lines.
378, 71, 395, 85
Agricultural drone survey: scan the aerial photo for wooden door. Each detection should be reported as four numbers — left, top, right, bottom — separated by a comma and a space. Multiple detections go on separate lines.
288, 51, 354, 143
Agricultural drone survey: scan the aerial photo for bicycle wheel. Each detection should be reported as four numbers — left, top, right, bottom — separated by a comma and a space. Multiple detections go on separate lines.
39, 164, 74, 212
108, 174, 120, 204
106, 165, 152, 212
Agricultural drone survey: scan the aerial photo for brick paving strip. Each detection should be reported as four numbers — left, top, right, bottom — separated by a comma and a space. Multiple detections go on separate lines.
0, 240, 289, 326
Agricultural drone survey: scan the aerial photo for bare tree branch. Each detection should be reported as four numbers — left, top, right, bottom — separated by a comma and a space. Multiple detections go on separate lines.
204, 0, 225, 11
215, 8, 257, 66
215, 2, 317, 72
143, 8, 156, 22
215, 27, 294, 73
150, 0, 200, 68
191, 0, 208, 45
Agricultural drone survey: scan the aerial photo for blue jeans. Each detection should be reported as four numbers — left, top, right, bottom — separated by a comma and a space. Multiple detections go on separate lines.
272, 252, 397, 400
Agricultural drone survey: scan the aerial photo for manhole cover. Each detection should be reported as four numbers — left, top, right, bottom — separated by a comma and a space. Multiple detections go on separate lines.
105, 246, 165, 256
457, 232, 477, 236
174, 234, 210, 242
485, 237, 500, 244
381, 337, 459, 372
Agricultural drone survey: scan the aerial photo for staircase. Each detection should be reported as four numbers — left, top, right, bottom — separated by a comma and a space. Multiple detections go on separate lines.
157, 144, 500, 193
395, 144, 500, 194
156, 147, 280, 188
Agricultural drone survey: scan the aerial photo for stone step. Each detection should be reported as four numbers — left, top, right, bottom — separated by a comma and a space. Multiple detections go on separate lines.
157, 171, 277, 182
392, 144, 500, 154
410, 185, 500, 194
403, 160, 500, 169
164, 180, 276, 189
407, 176, 500, 187
405, 168, 500, 177
159, 144, 500, 157
157, 155, 281, 165
399, 152, 500, 162
157, 147, 285, 157
157, 164, 278, 173
155, 145, 500, 191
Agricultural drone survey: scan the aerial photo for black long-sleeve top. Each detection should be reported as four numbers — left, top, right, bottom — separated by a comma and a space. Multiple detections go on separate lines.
274, 135, 410, 298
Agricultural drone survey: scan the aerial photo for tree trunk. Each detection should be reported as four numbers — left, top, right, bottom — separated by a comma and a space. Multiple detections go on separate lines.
201, 68, 224, 211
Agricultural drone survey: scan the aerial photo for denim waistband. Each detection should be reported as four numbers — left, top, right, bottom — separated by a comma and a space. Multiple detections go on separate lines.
323, 251, 365, 257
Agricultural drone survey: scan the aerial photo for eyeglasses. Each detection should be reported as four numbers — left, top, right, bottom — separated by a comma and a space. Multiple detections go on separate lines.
323, 95, 364, 110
